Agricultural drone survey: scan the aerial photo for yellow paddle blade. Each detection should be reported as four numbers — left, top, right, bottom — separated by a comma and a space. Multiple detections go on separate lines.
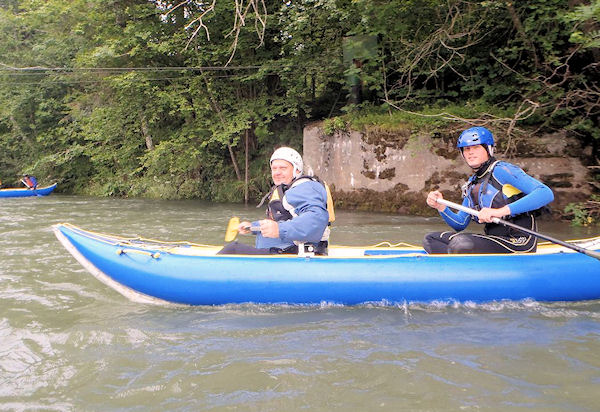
224, 216, 240, 242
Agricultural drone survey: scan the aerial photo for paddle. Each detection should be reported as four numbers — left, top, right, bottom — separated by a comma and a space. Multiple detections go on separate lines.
435, 197, 600, 261
224, 216, 260, 242
21, 178, 42, 196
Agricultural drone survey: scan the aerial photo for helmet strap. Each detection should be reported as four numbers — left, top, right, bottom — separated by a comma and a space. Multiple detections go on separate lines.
475, 156, 497, 177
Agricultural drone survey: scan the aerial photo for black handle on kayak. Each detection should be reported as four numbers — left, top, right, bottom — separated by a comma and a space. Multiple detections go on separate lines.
435, 198, 600, 261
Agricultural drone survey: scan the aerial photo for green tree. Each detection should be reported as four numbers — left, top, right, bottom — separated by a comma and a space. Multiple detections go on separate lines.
0, 0, 597, 206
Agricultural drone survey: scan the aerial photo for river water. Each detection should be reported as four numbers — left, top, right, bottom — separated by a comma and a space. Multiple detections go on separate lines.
1, 195, 599, 411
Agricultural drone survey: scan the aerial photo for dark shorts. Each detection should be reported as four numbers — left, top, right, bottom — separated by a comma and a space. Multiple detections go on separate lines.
217, 241, 275, 255
423, 230, 537, 254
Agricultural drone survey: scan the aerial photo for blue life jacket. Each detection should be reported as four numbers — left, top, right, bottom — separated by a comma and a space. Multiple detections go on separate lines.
464, 161, 519, 211
440, 158, 554, 237
463, 160, 541, 236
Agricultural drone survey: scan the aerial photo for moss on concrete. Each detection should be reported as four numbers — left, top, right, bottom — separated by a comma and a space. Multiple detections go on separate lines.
333, 184, 431, 216
430, 130, 461, 160
361, 166, 396, 180
361, 126, 411, 161
424, 170, 465, 192
332, 186, 468, 216
541, 173, 574, 188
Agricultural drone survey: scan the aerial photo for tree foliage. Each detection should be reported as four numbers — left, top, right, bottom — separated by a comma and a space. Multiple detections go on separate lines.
0, 0, 597, 202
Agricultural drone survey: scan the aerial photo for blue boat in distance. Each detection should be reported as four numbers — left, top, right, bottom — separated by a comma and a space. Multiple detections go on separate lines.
53, 223, 600, 306
0, 183, 57, 198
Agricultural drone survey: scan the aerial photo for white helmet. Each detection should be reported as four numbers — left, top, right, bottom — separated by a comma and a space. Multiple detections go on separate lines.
270, 147, 303, 178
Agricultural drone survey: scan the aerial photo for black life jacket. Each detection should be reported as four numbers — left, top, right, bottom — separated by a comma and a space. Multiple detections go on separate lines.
464, 159, 540, 237
258, 175, 335, 224
256, 175, 334, 247
266, 183, 294, 222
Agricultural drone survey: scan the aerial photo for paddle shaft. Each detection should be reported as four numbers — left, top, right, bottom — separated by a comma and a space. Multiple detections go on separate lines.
435, 197, 600, 260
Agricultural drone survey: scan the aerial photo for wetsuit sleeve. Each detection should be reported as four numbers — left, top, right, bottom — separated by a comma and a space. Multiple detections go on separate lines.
277, 181, 329, 243
492, 163, 554, 215
439, 196, 471, 231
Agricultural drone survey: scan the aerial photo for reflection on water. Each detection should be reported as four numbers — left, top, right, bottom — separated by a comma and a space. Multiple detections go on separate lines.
1, 195, 599, 411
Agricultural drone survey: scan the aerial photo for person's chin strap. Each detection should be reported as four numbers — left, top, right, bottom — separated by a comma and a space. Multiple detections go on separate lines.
473, 156, 497, 176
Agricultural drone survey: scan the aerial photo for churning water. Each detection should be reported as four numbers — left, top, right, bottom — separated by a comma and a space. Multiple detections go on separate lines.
1, 195, 599, 411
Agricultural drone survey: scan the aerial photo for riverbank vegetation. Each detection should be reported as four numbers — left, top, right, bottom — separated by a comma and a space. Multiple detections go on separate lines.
0, 0, 598, 221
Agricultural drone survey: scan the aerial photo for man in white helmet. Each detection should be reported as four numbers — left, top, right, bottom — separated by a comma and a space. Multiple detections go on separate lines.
218, 146, 331, 255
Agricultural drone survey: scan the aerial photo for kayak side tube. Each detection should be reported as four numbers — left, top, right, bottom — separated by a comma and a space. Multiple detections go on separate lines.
0, 183, 57, 198
52, 223, 600, 305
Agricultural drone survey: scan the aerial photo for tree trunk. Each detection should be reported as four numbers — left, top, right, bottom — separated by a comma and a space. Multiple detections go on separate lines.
200, 73, 242, 180
9, 115, 26, 142
244, 129, 249, 205
505, 2, 540, 69
140, 113, 154, 150
227, 143, 242, 181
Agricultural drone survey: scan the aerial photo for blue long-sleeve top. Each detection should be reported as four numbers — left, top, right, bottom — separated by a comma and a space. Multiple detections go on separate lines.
253, 179, 329, 250
440, 161, 554, 231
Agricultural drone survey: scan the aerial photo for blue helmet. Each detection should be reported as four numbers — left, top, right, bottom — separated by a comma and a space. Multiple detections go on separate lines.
457, 127, 495, 149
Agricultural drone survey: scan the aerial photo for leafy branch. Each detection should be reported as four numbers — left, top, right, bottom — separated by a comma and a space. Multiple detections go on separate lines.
384, 98, 540, 154
168, 0, 268, 65
388, 1, 488, 102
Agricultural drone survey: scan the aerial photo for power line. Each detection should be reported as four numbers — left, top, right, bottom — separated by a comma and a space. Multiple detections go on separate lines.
0, 65, 265, 72
0, 62, 344, 85
0, 61, 341, 73
0, 74, 243, 85
0, 65, 264, 85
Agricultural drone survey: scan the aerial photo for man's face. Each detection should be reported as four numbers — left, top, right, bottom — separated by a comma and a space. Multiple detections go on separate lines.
462, 144, 489, 169
271, 159, 295, 186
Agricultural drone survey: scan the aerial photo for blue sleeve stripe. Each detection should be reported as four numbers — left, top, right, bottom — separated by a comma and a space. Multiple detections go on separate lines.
440, 207, 470, 231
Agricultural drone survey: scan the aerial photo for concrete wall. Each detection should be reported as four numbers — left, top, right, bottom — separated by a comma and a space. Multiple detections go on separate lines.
303, 122, 591, 213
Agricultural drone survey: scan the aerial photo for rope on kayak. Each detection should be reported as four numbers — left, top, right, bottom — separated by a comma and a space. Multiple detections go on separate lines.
372, 236, 600, 251
538, 235, 600, 249
126, 236, 216, 248
63, 223, 216, 250
581, 237, 600, 249
116, 248, 161, 259
370, 241, 422, 248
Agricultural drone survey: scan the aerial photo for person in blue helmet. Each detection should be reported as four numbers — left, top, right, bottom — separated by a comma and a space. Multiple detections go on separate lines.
218, 146, 332, 255
423, 126, 554, 254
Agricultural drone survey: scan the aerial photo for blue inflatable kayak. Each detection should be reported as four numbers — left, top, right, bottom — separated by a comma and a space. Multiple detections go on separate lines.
0, 183, 57, 198
53, 223, 600, 306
